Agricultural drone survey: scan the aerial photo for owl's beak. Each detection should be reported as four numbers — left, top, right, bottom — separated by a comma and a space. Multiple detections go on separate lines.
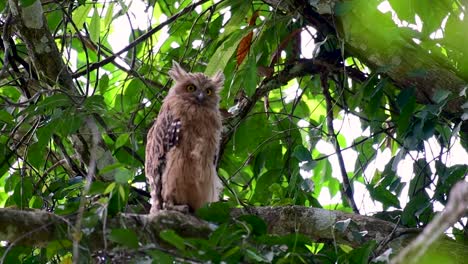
195, 91, 205, 102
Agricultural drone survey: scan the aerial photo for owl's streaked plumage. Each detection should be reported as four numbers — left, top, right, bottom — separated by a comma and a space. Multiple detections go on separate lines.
145, 61, 224, 214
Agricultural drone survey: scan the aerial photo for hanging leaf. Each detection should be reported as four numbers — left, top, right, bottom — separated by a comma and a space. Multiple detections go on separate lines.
236, 31, 253, 66
236, 11, 259, 66
89, 8, 101, 42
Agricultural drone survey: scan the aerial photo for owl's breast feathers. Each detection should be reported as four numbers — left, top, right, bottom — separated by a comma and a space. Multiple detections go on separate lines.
163, 100, 222, 209
146, 97, 222, 212
171, 100, 222, 155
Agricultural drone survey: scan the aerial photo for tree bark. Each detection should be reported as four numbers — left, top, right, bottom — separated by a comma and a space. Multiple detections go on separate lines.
0, 206, 417, 251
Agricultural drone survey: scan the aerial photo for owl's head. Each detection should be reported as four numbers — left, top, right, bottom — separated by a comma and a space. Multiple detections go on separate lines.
167, 61, 224, 108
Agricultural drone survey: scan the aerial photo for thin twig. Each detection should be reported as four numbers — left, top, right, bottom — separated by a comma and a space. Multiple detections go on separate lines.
72, 118, 100, 264
72, 0, 210, 78
320, 72, 359, 214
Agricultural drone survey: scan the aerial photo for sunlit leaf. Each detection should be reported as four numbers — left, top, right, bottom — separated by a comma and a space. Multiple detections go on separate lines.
114, 133, 130, 150
115, 168, 133, 184
205, 30, 246, 76
72, 4, 92, 30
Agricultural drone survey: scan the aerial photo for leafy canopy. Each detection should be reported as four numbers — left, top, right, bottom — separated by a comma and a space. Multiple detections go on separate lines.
0, 0, 467, 262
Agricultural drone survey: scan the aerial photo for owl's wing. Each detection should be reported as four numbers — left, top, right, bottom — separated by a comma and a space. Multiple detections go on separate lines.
146, 108, 181, 212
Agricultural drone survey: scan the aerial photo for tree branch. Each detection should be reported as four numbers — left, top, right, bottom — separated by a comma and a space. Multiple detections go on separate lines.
0, 206, 416, 251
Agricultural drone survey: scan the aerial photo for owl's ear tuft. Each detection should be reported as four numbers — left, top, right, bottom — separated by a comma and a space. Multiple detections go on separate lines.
211, 71, 225, 89
169, 61, 188, 81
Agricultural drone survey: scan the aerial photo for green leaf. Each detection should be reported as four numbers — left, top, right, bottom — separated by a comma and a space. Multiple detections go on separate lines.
57, 112, 83, 136
89, 8, 101, 42
13, 177, 33, 209
109, 228, 139, 249
396, 88, 416, 136
98, 74, 110, 95
104, 182, 116, 195
148, 250, 173, 264
327, 177, 340, 197
46, 240, 72, 259
369, 185, 401, 209
118, 185, 126, 200
402, 193, 431, 226
29, 195, 43, 209
223, 1, 251, 35
99, 162, 125, 175
205, 30, 246, 76
34, 94, 71, 113
292, 145, 312, 162
353, 137, 376, 174
196, 201, 231, 223
251, 169, 282, 204
54, 203, 79, 216
253, 151, 266, 177
159, 230, 186, 251
245, 248, 269, 262
348, 240, 377, 263
237, 215, 267, 236
104, 3, 115, 27
72, 4, 92, 30
114, 168, 133, 184
114, 133, 129, 150
388, 0, 414, 22
46, 8, 62, 31
5, 173, 20, 193
409, 159, 431, 198
19, 0, 36, 7
88, 181, 108, 195
244, 54, 258, 97
108, 184, 128, 215
0, 110, 13, 124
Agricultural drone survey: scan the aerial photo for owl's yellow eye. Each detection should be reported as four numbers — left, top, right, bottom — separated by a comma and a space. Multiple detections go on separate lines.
186, 84, 196, 92
206, 88, 213, 96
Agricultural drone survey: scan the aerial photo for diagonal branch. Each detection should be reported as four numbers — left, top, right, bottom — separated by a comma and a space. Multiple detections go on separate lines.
220, 59, 367, 158
72, 0, 210, 78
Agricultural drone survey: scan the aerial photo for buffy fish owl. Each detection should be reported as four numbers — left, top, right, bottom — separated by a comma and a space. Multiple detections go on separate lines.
145, 61, 224, 214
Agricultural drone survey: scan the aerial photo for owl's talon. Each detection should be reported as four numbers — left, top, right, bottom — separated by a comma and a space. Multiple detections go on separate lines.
164, 203, 190, 214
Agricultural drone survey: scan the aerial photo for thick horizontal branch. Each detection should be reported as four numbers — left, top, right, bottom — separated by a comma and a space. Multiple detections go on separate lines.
0, 206, 416, 251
